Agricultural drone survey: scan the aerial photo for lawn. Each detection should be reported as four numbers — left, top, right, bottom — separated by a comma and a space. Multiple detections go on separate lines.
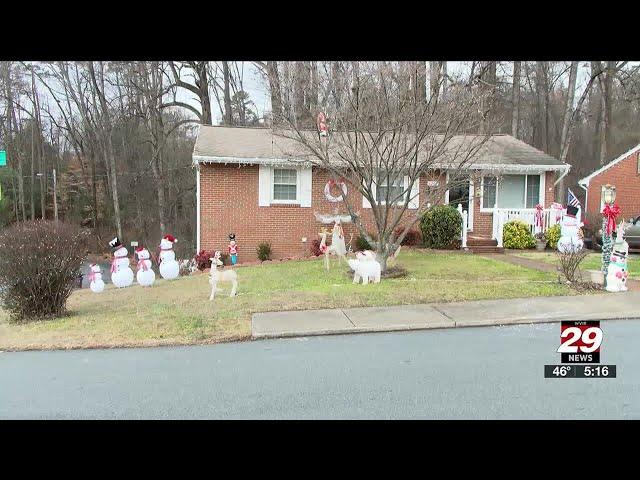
511, 251, 640, 279
0, 250, 573, 351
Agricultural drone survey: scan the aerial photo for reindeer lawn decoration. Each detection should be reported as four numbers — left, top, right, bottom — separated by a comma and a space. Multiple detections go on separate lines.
318, 226, 351, 271
209, 251, 238, 300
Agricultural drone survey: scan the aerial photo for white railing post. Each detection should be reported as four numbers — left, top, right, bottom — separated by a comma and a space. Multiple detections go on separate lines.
462, 210, 468, 250
496, 210, 504, 248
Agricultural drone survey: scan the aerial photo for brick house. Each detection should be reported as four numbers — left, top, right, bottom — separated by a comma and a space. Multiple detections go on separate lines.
578, 143, 640, 220
194, 126, 570, 260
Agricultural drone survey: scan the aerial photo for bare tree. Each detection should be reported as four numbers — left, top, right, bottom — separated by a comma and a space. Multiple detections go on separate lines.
166, 61, 213, 125
511, 61, 521, 138
277, 62, 493, 270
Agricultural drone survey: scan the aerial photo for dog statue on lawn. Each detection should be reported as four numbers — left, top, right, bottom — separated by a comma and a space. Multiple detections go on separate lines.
348, 250, 381, 285
209, 251, 238, 300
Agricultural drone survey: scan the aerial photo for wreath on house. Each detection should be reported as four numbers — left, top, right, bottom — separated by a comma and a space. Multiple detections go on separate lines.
324, 178, 347, 202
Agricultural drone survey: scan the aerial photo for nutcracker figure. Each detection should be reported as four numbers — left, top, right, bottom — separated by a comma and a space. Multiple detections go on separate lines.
228, 233, 238, 265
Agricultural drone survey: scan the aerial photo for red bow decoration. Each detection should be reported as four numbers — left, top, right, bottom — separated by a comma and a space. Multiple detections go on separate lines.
602, 203, 621, 236
534, 204, 544, 228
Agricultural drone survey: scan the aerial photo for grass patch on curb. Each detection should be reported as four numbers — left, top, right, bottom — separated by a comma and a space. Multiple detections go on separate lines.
0, 250, 572, 351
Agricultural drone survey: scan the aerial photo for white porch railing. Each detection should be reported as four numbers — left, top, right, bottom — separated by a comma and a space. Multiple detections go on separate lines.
457, 203, 468, 250
492, 207, 572, 247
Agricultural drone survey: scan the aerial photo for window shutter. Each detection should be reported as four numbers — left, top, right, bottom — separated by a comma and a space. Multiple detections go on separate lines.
408, 176, 420, 209
299, 167, 313, 207
258, 164, 271, 206
362, 180, 375, 208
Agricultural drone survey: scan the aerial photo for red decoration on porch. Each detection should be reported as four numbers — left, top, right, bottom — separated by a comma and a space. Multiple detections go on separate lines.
317, 112, 328, 137
534, 204, 544, 228
602, 203, 621, 235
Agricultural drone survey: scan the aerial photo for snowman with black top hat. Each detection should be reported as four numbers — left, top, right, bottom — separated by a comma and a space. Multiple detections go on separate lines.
109, 236, 134, 288
557, 205, 584, 254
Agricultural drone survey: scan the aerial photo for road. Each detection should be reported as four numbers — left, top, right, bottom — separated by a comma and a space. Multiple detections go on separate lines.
1, 320, 639, 419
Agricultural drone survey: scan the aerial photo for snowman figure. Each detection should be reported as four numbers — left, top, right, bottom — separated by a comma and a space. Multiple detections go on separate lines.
159, 234, 180, 280
135, 246, 156, 287
109, 237, 134, 288
557, 205, 584, 254
88, 263, 105, 293
606, 224, 629, 292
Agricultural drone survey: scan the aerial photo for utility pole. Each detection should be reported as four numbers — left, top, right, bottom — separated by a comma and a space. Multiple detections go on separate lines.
53, 168, 58, 221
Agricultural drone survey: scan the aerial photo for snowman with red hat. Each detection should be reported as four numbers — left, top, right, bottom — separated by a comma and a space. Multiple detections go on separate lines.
109, 236, 134, 288
159, 234, 180, 280
88, 263, 105, 293
135, 246, 156, 287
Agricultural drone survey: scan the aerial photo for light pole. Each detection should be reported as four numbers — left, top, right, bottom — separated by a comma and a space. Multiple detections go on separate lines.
601, 184, 617, 288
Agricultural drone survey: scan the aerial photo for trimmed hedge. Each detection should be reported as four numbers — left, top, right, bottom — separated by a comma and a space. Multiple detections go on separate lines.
503, 220, 536, 249
420, 205, 462, 249
545, 224, 561, 250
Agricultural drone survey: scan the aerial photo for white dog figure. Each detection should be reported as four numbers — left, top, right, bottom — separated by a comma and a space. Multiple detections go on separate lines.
209, 251, 238, 300
606, 223, 629, 293
348, 250, 381, 285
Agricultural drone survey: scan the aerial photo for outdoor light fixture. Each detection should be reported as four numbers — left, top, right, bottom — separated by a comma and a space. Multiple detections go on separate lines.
602, 184, 616, 205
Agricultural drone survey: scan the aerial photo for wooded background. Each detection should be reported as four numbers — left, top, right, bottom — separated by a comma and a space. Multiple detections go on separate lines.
1, 61, 638, 255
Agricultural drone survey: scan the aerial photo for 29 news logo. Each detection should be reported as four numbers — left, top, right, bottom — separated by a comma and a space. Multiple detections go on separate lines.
558, 321, 602, 363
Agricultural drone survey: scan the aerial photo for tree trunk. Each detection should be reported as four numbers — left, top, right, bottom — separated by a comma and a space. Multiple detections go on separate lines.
535, 61, 548, 151
222, 62, 233, 125
415, 61, 427, 103
429, 61, 441, 100
196, 62, 212, 125
511, 61, 521, 138
294, 61, 309, 126
266, 61, 283, 125
309, 61, 318, 114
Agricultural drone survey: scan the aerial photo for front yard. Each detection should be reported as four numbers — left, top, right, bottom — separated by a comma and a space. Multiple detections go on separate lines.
0, 250, 573, 351
511, 251, 640, 279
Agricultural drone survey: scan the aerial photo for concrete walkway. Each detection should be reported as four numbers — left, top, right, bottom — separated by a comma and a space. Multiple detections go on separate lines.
252, 291, 640, 339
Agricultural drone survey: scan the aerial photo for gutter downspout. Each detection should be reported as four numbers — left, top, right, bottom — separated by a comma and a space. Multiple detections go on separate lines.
579, 180, 588, 215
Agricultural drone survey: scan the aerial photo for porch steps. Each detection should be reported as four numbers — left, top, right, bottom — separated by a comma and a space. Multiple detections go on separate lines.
466, 237, 505, 254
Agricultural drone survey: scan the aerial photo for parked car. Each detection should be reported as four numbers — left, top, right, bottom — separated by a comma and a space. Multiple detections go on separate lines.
593, 215, 640, 251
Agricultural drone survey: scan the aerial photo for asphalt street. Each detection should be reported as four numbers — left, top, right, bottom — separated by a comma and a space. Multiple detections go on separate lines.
1, 319, 638, 419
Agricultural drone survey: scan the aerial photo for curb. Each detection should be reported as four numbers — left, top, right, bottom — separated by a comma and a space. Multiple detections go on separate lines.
251, 313, 640, 340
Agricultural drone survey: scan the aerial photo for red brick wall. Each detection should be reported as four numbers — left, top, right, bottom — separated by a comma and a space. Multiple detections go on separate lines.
199, 164, 446, 260
585, 151, 640, 220
199, 165, 559, 258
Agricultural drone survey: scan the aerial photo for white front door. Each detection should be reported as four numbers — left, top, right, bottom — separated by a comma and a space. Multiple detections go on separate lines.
446, 172, 474, 231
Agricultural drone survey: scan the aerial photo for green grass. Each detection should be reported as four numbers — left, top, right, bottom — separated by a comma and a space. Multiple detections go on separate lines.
512, 251, 640, 279
0, 250, 572, 351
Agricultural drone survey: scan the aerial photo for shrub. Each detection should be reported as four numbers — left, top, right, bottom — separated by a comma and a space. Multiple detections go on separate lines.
354, 234, 374, 251
256, 241, 272, 261
556, 248, 589, 283
502, 220, 536, 249
0, 221, 89, 321
310, 239, 323, 257
194, 250, 231, 270
393, 227, 422, 246
195, 250, 213, 271
420, 205, 462, 249
545, 224, 561, 249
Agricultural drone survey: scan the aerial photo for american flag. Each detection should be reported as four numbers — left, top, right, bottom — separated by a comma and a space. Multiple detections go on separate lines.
567, 188, 581, 208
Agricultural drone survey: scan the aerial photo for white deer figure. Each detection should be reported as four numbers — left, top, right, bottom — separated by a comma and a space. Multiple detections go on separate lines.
319, 226, 349, 271
209, 251, 238, 300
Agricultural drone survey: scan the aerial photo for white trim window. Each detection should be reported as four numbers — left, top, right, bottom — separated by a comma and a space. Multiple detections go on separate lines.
258, 165, 312, 207
376, 176, 405, 205
480, 174, 544, 211
272, 168, 298, 203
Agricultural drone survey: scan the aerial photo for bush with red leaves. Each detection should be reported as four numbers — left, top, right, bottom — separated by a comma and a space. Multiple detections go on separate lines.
394, 227, 423, 246
310, 239, 323, 256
